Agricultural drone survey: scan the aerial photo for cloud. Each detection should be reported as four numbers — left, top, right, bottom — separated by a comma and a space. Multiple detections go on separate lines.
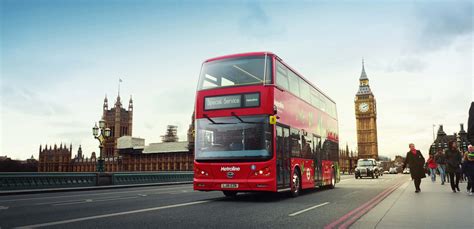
385, 57, 427, 73
0, 85, 70, 116
153, 87, 194, 115
238, 1, 285, 39
413, 1, 473, 51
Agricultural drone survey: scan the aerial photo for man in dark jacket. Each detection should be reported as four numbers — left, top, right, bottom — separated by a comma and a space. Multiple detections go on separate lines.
403, 143, 426, 193
446, 141, 462, 192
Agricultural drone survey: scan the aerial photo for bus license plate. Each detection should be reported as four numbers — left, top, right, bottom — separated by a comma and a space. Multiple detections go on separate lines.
221, 184, 238, 189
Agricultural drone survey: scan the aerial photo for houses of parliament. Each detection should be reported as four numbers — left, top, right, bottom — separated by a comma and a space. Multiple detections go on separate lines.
38, 94, 195, 172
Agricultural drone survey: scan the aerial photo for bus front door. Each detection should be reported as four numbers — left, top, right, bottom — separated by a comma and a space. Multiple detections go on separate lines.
313, 135, 323, 186
276, 125, 290, 189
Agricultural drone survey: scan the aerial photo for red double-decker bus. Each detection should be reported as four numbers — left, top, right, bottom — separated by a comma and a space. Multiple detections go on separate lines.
193, 52, 339, 197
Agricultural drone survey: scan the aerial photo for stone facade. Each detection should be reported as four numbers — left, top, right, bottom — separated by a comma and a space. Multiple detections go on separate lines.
102, 95, 133, 157
338, 144, 358, 174
38, 144, 72, 172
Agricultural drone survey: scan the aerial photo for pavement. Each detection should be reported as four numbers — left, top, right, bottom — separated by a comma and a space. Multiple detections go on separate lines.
352, 176, 474, 229
0, 174, 406, 229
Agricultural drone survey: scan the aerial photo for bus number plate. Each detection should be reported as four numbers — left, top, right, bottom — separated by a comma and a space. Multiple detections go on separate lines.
221, 184, 238, 189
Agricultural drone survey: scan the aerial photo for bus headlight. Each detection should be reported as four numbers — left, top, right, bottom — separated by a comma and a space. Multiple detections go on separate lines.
253, 167, 271, 177
195, 167, 209, 177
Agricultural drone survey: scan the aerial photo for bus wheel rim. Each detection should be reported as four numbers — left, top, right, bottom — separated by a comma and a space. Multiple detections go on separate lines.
293, 173, 299, 193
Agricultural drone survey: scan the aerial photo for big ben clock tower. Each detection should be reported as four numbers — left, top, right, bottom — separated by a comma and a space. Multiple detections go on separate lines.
355, 60, 378, 159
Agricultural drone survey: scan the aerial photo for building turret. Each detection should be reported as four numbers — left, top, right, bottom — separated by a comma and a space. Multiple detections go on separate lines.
437, 125, 447, 136
104, 94, 108, 111
78, 145, 83, 159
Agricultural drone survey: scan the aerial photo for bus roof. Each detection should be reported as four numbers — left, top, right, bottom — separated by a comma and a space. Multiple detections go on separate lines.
202, 52, 337, 106
203, 52, 276, 63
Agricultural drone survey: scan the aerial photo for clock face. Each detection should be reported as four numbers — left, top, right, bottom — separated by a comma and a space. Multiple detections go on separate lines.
359, 103, 369, 112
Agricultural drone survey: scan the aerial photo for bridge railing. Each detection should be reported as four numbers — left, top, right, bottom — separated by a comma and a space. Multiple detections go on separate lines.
0, 172, 194, 191
112, 172, 193, 185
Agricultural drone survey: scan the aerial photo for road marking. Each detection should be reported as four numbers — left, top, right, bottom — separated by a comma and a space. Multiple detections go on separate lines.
15, 200, 211, 229
0, 184, 192, 203
288, 202, 330, 217
53, 196, 138, 206
324, 178, 408, 229
32, 188, 195, 206
0, 206, 9, 210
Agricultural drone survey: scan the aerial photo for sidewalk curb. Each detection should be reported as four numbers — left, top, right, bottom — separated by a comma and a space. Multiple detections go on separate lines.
0, 181, 193, 196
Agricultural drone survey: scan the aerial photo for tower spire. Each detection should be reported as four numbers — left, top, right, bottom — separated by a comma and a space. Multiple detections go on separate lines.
360, 58, 368, 80
128, 95, 133, 111
116, 79, 123, 107
103, 94, 109, 111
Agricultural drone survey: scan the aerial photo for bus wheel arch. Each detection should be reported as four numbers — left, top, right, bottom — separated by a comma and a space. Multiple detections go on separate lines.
290, 166, 302, 197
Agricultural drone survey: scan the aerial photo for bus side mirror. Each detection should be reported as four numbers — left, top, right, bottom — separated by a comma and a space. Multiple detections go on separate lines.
269, 115, 277, 125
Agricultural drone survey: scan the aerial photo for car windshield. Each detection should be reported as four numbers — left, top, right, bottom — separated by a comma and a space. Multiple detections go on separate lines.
198, 55, 272, 90
358, 160, 375, 166
195, 115, 272, 161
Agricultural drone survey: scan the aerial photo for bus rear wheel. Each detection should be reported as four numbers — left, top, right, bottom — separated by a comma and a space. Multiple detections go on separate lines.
290, 169, 301, 197
223, 191, 237, 197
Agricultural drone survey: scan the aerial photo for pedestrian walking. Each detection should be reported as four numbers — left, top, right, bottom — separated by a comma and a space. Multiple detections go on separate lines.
462, 145, 474, 195
426, 154, 437, 182
403, 143, 425, 193
445, 140, 462, 193
435, 148, 447, 185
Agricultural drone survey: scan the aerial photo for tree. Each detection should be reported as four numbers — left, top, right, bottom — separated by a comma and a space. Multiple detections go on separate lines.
161, 125, 179, 142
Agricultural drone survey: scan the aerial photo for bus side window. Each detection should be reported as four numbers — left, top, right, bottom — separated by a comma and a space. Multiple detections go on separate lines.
276, 62, 289, 90
290, 128, 301, 158
301, 135, 312, 159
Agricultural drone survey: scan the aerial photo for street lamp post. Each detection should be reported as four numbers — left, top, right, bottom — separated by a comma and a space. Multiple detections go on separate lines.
93, 119, 111, 173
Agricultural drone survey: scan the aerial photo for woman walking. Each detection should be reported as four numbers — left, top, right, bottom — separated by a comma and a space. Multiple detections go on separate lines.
435, 148, 447, 185
426, 154, 438, 182
445, 140, 462, 193
403, 143, 425, 193
462, 145, 474, 195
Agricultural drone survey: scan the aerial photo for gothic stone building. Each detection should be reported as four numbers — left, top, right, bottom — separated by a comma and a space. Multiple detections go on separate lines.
102, 94, 133, 157
38, 94, 194, 172
430, 124, 469, 155
38, 144, 72, 172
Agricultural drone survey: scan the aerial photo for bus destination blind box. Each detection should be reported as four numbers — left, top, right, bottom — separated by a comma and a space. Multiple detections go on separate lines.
204, 93, 260, 110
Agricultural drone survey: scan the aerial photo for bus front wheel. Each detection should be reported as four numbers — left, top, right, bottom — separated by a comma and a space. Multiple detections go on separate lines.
290, 169, 301, 197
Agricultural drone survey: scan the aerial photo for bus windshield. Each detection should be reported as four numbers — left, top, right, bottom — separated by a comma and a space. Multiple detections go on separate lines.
195, 115, 272, 161
198, 56, 272, 90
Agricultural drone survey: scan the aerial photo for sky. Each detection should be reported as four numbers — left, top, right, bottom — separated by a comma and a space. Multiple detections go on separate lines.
1, 0, 472, 160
